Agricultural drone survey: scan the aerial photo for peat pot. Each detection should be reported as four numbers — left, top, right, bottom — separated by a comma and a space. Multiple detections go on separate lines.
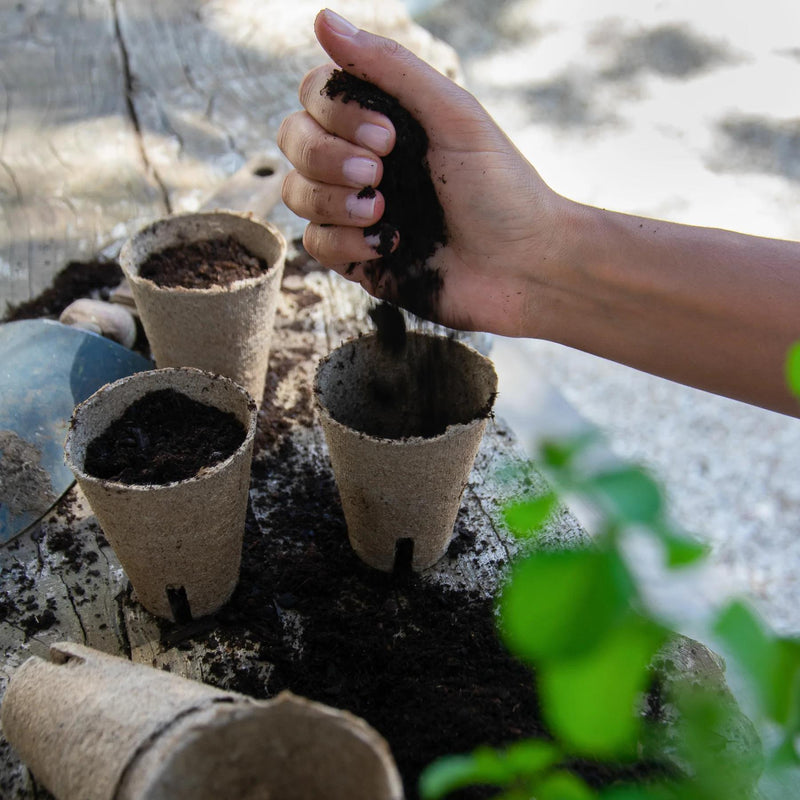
1, 642, 404, 800
315, 331, 497, 571
120, 211, 286, 407
64, 367, 257, 620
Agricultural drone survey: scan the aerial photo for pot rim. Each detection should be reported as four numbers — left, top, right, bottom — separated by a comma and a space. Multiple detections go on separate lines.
314, 331, 497, 445
64, 366, 258, 492
119, 210, 287, 296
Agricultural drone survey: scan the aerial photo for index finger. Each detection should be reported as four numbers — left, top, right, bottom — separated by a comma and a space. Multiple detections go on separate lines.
299, 64, 396, 157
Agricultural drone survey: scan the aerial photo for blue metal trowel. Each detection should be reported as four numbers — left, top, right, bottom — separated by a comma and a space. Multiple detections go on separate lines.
0, 319, 153, 543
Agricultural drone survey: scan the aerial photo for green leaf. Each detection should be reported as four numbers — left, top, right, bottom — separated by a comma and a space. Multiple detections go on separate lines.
600, 785, 684, 800
671, 681, 764, 794
500, 548, 636, 662
538, 614, 667, 758
536, 770, 595, 800
540, 432, 599, 471
418, 753, 499, 800
418, 742, 560, 799
769, 734, 800, 769
656, 525, 710, 567
588, 467, 663, 524
714, 601, 800, 726
502, 493, 556, 538
502, 739, 562, 776
786, 341, 800, 400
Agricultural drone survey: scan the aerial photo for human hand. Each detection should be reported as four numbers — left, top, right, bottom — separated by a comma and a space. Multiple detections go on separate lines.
278, 9, 572, 336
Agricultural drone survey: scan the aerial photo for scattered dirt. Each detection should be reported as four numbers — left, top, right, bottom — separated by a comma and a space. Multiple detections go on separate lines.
2, 260, 123, 321
324, 70, 447, 320
138, 236, 270, 290
4, 250, 667, 800
82, 389, 246, 485
0, 430, 56, 517
165, 439, 671, 800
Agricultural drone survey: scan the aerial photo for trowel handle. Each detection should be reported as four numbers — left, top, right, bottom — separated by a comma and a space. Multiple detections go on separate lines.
199, 153, 287, 220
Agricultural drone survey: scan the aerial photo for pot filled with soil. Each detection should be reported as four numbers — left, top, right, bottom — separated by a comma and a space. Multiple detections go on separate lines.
1, 641, 403, 800
64, 367, 257, 621
315, 330, 497, 571
119, 211, 286, 406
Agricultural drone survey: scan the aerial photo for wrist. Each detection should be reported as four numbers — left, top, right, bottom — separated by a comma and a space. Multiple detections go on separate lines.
516, 195, 598, 341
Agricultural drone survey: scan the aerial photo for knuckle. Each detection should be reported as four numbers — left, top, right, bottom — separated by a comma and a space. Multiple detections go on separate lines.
302, 224, 320, 257
280, 172, 300, 212
298, 68, 318, 109
376, 36, 404, 60
297, 136, 319, 173
276, 116, 292, 155
307, 184, 334, 218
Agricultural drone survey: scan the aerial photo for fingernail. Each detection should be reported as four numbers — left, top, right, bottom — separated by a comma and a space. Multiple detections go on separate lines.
346, 193, 377, 221
356, 123, 392, 154
343, 156, 378, 186
322, 9, 359, 37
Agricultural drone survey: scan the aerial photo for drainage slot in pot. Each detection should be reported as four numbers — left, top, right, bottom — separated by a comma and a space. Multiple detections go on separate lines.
393, 538, 414, 574
166, 585, 192, 624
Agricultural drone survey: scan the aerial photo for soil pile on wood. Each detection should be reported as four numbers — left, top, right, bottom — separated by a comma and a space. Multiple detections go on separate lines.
176, 439, 669, 800
324, 70, 446, 320
138, 236, 270, 289
2, 260, 123, 321
83, 389, 245, 484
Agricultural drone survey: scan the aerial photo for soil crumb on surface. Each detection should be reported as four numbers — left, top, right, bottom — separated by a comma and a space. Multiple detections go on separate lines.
139, 236, 270, 290
324, 70, 447, 320
83, 389, 246, 484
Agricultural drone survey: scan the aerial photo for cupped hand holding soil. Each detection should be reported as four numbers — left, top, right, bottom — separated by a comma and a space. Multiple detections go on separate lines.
279, 10, 561, 337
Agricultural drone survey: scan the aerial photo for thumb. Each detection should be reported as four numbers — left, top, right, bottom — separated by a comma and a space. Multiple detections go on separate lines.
314, 9, 469, 123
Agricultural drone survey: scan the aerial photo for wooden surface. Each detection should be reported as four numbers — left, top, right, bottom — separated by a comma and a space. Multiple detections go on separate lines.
0, 250, 587, 796
0, 1, 581, 793
0, 0, 460, 310
0, 3, 756, 797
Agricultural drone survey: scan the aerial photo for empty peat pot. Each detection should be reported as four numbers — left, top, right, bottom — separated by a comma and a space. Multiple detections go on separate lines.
1, 642, 403, 800
315, 331, 497, 571
64, 367, 257, 621
119, 211, 286, 407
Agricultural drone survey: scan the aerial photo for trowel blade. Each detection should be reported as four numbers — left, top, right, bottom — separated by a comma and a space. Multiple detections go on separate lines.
0, 319, 152, 544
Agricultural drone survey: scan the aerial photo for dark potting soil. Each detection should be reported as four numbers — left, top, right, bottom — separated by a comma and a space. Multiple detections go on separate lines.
82, 389, 246, 484
161, 438, 672, 800
138, 236, 270, 290
2, 259, 123, 321
324, 70, 447, 320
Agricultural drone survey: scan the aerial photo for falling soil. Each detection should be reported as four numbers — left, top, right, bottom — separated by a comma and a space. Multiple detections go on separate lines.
82, 389, 246, 484
138, 236, 270, 290
324, 70, 447, 320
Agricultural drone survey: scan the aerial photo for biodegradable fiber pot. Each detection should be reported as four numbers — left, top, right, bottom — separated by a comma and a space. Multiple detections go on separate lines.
64, 367, 257, 621
1, 642, 404, 800
315, 332, 497, 571
119, 211, 286, 406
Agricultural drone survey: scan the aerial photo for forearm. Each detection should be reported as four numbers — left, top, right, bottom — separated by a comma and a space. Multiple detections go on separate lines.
533, 203, 800, 416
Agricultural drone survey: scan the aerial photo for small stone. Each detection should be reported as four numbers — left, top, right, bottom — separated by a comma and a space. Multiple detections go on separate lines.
59, 298, 137, 348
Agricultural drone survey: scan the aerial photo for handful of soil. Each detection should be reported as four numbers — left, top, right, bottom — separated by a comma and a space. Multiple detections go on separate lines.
83, 389, 246, 484
324, 70, 447, 320
138, 236, 270, 290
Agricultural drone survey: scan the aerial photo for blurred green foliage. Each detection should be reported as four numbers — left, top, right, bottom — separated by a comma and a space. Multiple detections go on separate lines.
419, 343, 800, 800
